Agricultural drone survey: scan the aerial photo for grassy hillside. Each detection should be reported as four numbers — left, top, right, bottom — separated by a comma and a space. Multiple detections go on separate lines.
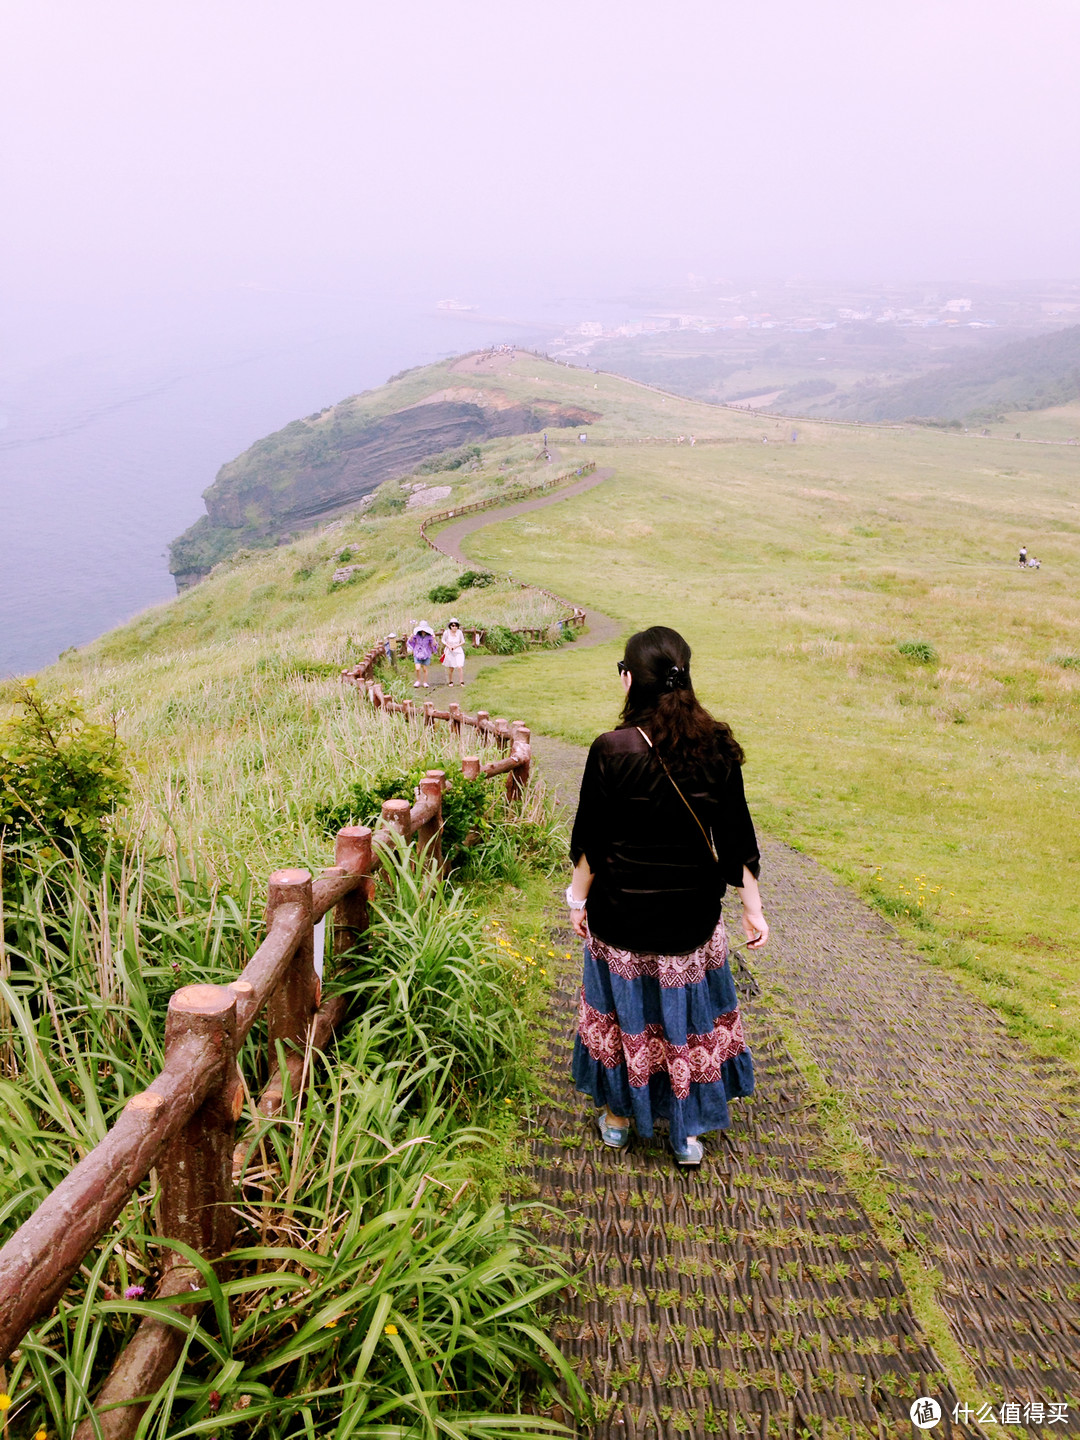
24, 351, 1080, 1069
826, 323, 1080, 422
9, 353, 1080, 1430
435, 384, 1080, 1064
168, 354, 600, 584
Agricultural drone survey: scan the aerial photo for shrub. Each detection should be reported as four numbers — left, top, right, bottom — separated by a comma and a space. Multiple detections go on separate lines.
315, 764, 490, 868
897, 640, 938, 665
457, 569, 495, 589
482, 625, 528, 655
428, 583, 461, 604
1050, 654, 1080, 669
416, 443, 482, 475
366, 491, 406, 517
0, 682, 130, 854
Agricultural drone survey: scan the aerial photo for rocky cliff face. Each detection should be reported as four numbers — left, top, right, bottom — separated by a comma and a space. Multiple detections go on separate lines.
169, 368, 598, 587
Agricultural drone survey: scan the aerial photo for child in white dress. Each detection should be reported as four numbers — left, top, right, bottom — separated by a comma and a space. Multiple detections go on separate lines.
441, 619, 466, 686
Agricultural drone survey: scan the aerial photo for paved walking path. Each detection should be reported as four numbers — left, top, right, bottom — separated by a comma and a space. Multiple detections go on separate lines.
428, 470, 1080, 1435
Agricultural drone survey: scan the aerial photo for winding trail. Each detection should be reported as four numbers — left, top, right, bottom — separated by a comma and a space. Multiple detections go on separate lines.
436, 468, 1080, 1436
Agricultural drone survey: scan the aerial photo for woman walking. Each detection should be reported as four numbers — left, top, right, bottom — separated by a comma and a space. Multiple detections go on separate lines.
441, 618, 466, 686
568, 626, 767, 1166
406, 621, 437, 688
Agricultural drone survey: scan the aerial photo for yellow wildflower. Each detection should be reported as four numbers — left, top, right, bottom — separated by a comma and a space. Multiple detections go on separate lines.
0, 1395, 11, 1412
36, 1429, 48, 1440
384, 1323, 399, 1336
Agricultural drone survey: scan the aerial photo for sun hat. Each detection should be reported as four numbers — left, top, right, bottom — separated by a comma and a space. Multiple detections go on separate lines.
414, 620, 434, 635
448, 617, 460, 625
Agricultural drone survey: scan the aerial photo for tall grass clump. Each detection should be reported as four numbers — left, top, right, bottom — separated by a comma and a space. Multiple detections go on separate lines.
896, 640, 938, 665
5, 1023, 580, 1438
349, 840, 522, 1099
0, 679, 579, 1433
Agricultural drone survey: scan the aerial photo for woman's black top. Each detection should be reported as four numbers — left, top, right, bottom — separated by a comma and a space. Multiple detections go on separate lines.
570, 726, 760, 955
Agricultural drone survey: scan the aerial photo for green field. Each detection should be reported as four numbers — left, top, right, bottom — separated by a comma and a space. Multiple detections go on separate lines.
7, 351, 1080, 1430
438, 368, 1080, 1062
27, 353, 1080, 1062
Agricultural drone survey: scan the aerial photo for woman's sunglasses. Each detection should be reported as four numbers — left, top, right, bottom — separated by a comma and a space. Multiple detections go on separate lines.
616, 661, 629, 676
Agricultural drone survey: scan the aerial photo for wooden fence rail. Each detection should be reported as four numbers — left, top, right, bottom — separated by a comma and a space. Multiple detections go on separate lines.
0, 700, 532, 1437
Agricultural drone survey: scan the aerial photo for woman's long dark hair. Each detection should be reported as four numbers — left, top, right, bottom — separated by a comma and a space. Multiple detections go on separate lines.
619, 626, 744, 775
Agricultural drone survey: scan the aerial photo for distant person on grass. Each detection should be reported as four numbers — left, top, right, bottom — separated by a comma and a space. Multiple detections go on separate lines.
1019, 545, 1028, 567
567, 625, 767, 1167
407, 621, 437, 688
441, 618, 466, 686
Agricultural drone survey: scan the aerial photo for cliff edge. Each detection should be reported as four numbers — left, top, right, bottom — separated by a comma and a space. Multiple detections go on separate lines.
169, 353, 599, 588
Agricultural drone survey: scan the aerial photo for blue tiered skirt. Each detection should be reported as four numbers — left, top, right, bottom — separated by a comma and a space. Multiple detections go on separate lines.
571, 916, 754, 1152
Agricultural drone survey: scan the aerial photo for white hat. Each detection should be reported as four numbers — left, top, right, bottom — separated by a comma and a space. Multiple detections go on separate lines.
414, 621, 434, 635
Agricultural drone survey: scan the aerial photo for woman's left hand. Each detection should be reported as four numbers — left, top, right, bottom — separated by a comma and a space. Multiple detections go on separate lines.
741, 909, 769, 949
570, 908, 588, 938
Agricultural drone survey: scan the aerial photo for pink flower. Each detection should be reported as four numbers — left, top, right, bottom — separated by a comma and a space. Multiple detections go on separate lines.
124, 1285, 145, 1300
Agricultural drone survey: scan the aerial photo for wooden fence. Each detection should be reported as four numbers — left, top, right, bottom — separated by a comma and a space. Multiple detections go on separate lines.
0, 703, 532, 1438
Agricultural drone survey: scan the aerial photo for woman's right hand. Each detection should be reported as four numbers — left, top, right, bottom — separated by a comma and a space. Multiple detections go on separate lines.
571, 908, 588, 938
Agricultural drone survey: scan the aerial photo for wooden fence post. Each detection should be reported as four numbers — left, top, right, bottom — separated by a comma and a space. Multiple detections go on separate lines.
423, 701, 435, 727
448, 701, 462, 737
157, 984, 242, 1263
417, 771, 445, 865
261, 869, 316, 1116
507, 725, 531, 803
381, 798, 411, 839
494, 717, 511, 751
462, 756, 481, 780
334, 825, 373, 956
76, 983, 241, 1440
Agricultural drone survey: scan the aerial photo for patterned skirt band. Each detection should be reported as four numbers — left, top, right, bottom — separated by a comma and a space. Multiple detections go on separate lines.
571, 915, 755, 1147
577, 994, 748, 1100
586, 921, 729, 989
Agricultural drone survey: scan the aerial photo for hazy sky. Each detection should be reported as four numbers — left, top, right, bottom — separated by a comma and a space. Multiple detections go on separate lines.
3, 0, 1079, 300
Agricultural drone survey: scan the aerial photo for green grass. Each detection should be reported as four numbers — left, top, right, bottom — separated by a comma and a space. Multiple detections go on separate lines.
443, 408, 1080, 1063
22, 354, 1080, 1061
11, 350, 1080, 1425
1, 610, 582, 1433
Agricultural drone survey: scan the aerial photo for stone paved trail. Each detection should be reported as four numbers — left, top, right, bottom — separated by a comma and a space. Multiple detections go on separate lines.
433, 473, 1080, 1434
760, 846, 1080, 1414
524, 935, 969, 1439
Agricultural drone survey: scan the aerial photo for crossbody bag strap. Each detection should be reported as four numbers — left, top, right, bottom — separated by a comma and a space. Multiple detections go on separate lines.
636, 727, 719, 864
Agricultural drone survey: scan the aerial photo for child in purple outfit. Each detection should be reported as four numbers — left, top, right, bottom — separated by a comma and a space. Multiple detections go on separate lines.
406, 621, 437, 687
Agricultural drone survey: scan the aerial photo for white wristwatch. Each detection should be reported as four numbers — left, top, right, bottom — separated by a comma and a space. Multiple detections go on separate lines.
565, 885, 587, 911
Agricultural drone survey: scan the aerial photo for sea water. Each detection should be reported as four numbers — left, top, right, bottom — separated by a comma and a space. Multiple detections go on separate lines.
0, 282, 576, 678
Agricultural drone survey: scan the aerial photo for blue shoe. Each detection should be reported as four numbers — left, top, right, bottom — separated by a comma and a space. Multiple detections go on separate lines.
597, 1112, 631, 1149
671, 1136, 704, 1167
